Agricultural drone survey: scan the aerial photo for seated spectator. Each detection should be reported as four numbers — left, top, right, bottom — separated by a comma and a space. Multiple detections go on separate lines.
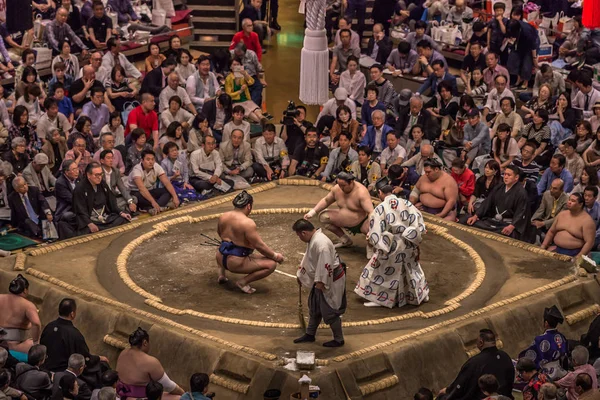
361, 86, 386, 129
187, 114, 212, 153
198, 93, 232, 144
140, 58, 176, 99
542, 193, 596, 258
87, 0, 113, 50
289, 127, 329, 178
315, 88, 357, 133
159, 122, 187, 154
239, 0, 269, 45
0, 25, 32, 64
48, 62, 74, 98
446, 0, 472, 24
466, 21, 488, 54
410, 159, 458, 220
520, 84, 554, 124
14, 51, 36, 92
386, 41, 417, 77
556, 346, 598, 399
16, 85, 43, 126
160, 142, 200, 203
4, 137, 30, 175
330, 105, 359, 147
70, 65, 105, 113
252, 124, 289, 181
145, 43, 166, 74
464, 67, 488, 100
562, 138, 585, 184
462, 109, 490, 167
219, 129, 254, 185
438, 329, 513, 399
513, 142, 542, 183
64, 137, 92, 177
72, 161, 130, 233
23, 153, 56, 201
68, 116, 96, 154
417, 60, 457, 98
45, 8, 88, 55
321, 131, 357, 182
483, 75, 514, 124
538, 154, 574, 195
53, 83, 75, 125
0, 164, 11, 223
235, 45, 267, 108
55, 373, 79, 400
125, 94, 159, 150
350, 146, 380, 192
9, 105, 40, 157
52, 40, 79, 78
52, 353, 94, 400
516, 358, 551, 396
189, 135, 234, 194
519, 109, 552, 167
55, 159, 79, 224
223, 106, 251, 144
492, 123, 519, 169
163, 35, 183, 62
127, 150, 179, 214
106, 0, 138, 27
531, 178, 568, 235
573, 374, 600, 400
41, 298, 109, 375
91, 372, 119, 400
8, 176, 54, 239
591, 102, 600, 133
77, 52, 109, 85
413, 387, 434, 400
584, 128, 600, 167
180, 373, 212, 400
572, 74, 600, 119
360, 110, 393, 157
225, 58, 267, 125
230, 18, 262, 60
396, 96, 435, 140
175, 50, 195, 88
15, 344, 53, 399
62, 0, 83, 38
100, 112, 124, 148
413, 40, 447, 78
105, 65, 137, 113
92, 132, 124, 174
339, 55, 366, 107
161, 97, 194, 138
489, 97, 521, 139
159, 72, 196, 115
574, 167, 600, 199
405, 21, 440, 52
15, 67, 45, 106
460, 42, 486, 90
462, 165, 533, 241
468, 160, 501, 214
186, 55, 221, 114
482, 52, 509, 89
379, 131, 406, 174
427, 81, 459, 128
450, 158, 475, 207
564, 121, 593, 157
281, 104, 311, 156
329, 29, 360, 86
478, 375, 511, 400
366, 64, 396, 112
81, 86, 110, 139
116, 328, 184, 399
37, 98, 72, 141
364, 23, 392, 65
401, 143, 442, 176
102, 38, 142, 82
99, 150, 136, 213
403, 124, 430, 159
125, 129, 152, 175
530, 64, 566, 101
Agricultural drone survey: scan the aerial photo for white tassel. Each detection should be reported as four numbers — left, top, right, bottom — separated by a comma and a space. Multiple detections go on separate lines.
299, 28, 329, 105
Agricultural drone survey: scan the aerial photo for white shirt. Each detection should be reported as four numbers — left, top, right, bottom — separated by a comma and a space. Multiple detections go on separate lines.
101, 52, 142, 80
380, 145, 407, 169
189, 149, 223, 180
222, 120, 251, 143
374, 126, 384, 153
573, 87, 600, 118
185, 72, 220, 109
339, 70, 367, 105
159, 86, 192, 112
484, 88, 515, 114
315, 98, 357, 125
127, 163, 165, 191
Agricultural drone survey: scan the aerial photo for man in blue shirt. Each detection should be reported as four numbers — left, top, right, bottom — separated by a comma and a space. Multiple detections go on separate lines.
583, 186, 600, 249
462, 109, 490, 167
537, 154, 574, 196
416, 59, 458, 97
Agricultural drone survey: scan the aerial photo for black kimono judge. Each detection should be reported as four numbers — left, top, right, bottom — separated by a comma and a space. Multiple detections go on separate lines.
441, 329, 515, 400
72, 162, 130, 234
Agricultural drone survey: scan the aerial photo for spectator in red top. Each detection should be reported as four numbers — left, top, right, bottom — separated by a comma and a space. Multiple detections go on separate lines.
450, 157, 475, 207
125, 93, 159, 151
229, 18, 262, 61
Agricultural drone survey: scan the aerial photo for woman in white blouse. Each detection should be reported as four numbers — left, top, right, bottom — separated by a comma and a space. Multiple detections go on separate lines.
339, 55, 366, 106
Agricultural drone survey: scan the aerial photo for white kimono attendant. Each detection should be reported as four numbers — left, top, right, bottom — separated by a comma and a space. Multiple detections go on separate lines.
297, 229, 346, 342
355, 195, 429, 308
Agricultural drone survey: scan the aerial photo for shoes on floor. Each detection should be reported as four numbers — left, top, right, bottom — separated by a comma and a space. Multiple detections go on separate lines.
323, 340, 344, 347
294, 334, 316, 343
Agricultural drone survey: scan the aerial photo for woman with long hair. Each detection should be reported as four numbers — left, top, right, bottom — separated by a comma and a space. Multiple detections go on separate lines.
492, 123, 520, 169
468, 159, 501, 214
573, 165, 600, 201
583, 128, 600, 167
67, 116, 96, 153
105, 65, 137, 112
549, 92, 579, 147
404, 124, 430, 159
159, 121, 187, 154
175, 49, 196, 86
188, 113, 213, 153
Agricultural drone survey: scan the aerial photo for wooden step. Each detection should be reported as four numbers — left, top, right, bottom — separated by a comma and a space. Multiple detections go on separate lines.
188, 4, 236, 10
191, 40, 231, 47
187, 0, 236, 6
194, 28, 236, 35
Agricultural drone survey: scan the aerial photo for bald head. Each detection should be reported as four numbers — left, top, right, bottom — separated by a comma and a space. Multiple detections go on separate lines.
421, 144, 434, 158
168, 72, 179, 88
550, 178, 564, 199
455, 0, 465, 8
242, 18, 253, 32
82, 65, 95, 80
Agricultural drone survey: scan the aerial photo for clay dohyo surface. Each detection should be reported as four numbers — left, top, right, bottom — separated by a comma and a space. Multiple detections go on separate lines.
127, 213, 475, 323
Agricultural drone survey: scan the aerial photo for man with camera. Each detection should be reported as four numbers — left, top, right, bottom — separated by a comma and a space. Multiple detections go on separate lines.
280, 102, 313, 156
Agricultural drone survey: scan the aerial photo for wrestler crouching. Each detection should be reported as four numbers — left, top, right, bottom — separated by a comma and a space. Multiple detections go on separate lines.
216, 191, 285, 294
304, 172, 374, 250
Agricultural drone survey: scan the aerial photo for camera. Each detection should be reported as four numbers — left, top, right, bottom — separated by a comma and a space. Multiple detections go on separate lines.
281, 101, 300, 125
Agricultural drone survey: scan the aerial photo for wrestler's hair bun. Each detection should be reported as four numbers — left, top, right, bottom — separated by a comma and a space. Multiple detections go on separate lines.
233, 190, 253, 208
9, 274, 29, 295
129, 327, 149, 347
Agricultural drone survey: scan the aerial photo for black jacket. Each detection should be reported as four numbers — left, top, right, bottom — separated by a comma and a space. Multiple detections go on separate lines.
395, 109, 437, 141
202, 98, 232, 130
40, 318, 100, 373
364, 36, 393, 65
55, 174, 79, 220
72, 177, 121, 231
140, 67, 166, 98
8, 186, 50, 230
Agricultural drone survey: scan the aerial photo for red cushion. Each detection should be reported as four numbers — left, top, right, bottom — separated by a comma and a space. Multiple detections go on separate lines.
171, 9, 192, 24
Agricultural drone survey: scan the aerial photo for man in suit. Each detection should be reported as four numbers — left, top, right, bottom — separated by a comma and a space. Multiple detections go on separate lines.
99, 149, 137, 213
395, 96, 437, 141
51, 353, 93, 400
8, 177, 54, 239
219, 129, 254, 184
202, 94, 233, 143
364, 23, 392, 65
140, 58, 177, 99
22, 153, 57, 208
55, 159, 80, 224
417, 59, 458, 98
360, 110, 394, 158
532, 178, 568, 236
